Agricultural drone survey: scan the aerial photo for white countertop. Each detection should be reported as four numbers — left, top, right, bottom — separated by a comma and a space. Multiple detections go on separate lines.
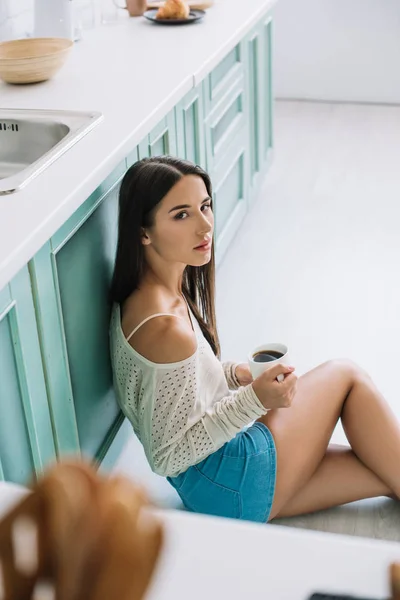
150, 509, 400, 600
0, 0, 274, 292
1, 482, 399, 600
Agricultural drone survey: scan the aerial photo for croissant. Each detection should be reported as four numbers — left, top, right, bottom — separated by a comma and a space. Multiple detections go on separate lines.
0, 460, 164, 600
156, 0, 190, 19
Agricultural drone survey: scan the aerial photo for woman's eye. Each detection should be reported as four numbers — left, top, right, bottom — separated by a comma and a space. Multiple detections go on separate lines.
175, 211, 188, 220
174, 204, 212, 220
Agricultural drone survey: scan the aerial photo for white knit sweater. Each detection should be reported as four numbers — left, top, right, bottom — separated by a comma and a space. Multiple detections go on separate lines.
109, 302, 267, 477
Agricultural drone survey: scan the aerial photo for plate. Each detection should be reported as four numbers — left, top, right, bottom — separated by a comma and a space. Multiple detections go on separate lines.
143, 9, 206, 24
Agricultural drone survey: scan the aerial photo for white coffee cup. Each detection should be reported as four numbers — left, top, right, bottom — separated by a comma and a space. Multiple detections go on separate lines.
248, 343, 290, 382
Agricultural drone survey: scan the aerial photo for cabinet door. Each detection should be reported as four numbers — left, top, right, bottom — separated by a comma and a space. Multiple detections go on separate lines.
246, 22, 263, 205
175, 86, 206, 168
204, 73, 247, 175
139, 111, 177, 159
203, 43, 244, 115
0, 269, 56, 485
203, 51, 249, 266
262, 15, 274, 165
246, 15, 274, 205
29, 161, 128, 469
213, 129, 249, 266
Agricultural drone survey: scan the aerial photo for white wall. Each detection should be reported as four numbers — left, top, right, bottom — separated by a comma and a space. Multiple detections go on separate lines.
273, 0, 400, 104
0, 0, 33, 40
0, 0, 117, 41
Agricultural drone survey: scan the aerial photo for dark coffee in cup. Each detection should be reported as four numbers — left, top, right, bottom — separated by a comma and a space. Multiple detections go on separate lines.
252, 350, 284, 363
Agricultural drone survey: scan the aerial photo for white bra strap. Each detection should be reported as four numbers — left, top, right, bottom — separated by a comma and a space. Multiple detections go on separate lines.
126, 313, 182, 342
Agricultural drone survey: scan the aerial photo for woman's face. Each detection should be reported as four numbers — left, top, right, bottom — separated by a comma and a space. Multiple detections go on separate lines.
143, 174, 214, 266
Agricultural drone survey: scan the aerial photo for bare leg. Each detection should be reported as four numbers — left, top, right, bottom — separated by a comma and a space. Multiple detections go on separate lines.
257, 359, 400, 520
273, 444, 391, 519
340, 367, 400, 498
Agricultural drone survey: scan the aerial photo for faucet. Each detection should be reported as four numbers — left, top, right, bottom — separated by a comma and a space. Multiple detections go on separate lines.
34, 0, 74, 39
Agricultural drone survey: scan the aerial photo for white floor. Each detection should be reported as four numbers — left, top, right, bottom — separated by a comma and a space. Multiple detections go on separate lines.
114, 100, 400, 541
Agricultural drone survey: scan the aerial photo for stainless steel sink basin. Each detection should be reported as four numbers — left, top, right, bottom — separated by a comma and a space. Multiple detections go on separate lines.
0, 109, 103, 195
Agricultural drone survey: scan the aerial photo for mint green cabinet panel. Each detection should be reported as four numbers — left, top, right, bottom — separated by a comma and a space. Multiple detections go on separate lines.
245, 15, 274, 205
205, 73, 246, 171
30, 161, 127, 466
138, 138, 150, 159
0, 313, 34, 484
30, 166, 127, 470
246, 22, 263, 205
204, 44, 244, 113
249, 33, 260, 175
262, 16, 274, 163
203, 41, 250, 267
213, 129, 249, 265
126, 146, 139, 169
0, 270, 56, 485
248, 28, 262, 181
175, 86, 206, 168
213, 93, 242, 151
138, 112, 177, 160
149, 112, 177, 157
53, 183, 121, 462
215, 152, 244, 228
29, 244, 80, 457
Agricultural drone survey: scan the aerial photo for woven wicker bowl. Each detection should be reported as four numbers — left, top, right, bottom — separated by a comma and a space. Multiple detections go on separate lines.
0, 37, 73, 84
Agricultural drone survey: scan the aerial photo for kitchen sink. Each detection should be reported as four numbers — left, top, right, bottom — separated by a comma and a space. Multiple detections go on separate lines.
0, 109, 103, 195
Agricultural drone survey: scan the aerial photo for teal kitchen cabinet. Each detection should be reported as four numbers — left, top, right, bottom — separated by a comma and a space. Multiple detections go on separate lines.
29, 161, 128, 472
175, 85, 206, 169
0, 268, 56, 485
204, 71, 248, 175
203, 44, 250, 265
212, 128, 249, 264
246, 21, 263, 205
203, 43, 244, 116
246, 16, 273, 206
262, 15, 274, 167
138, 111, 178, 160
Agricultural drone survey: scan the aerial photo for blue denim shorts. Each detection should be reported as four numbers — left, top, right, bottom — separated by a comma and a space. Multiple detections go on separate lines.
167, 422, 277, 523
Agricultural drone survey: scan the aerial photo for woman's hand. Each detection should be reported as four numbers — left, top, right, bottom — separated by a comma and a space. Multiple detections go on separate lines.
234, 363, 254, 386
251, 363, 297, 410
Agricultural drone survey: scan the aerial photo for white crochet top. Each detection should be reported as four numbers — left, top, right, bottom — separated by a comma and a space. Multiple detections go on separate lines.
109, 300, 267, 478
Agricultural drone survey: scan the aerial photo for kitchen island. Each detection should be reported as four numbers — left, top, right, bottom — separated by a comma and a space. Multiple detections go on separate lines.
0, 0, 275, 484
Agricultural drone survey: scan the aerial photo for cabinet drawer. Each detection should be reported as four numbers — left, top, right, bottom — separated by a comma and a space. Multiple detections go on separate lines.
205, 73, 246, 171
204, 43, 244, 113
213, 128, 248, 264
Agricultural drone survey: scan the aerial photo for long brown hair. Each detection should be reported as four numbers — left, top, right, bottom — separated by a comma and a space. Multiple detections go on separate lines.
109, 156, 220, 357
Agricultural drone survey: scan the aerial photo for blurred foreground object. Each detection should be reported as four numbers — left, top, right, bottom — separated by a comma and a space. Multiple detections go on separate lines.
0, 461, 163, 600
391, 562, 400, 600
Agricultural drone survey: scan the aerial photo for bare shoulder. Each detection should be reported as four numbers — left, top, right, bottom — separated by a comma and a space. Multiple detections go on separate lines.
121, 290, 197, 364
133, 317, 197, 364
